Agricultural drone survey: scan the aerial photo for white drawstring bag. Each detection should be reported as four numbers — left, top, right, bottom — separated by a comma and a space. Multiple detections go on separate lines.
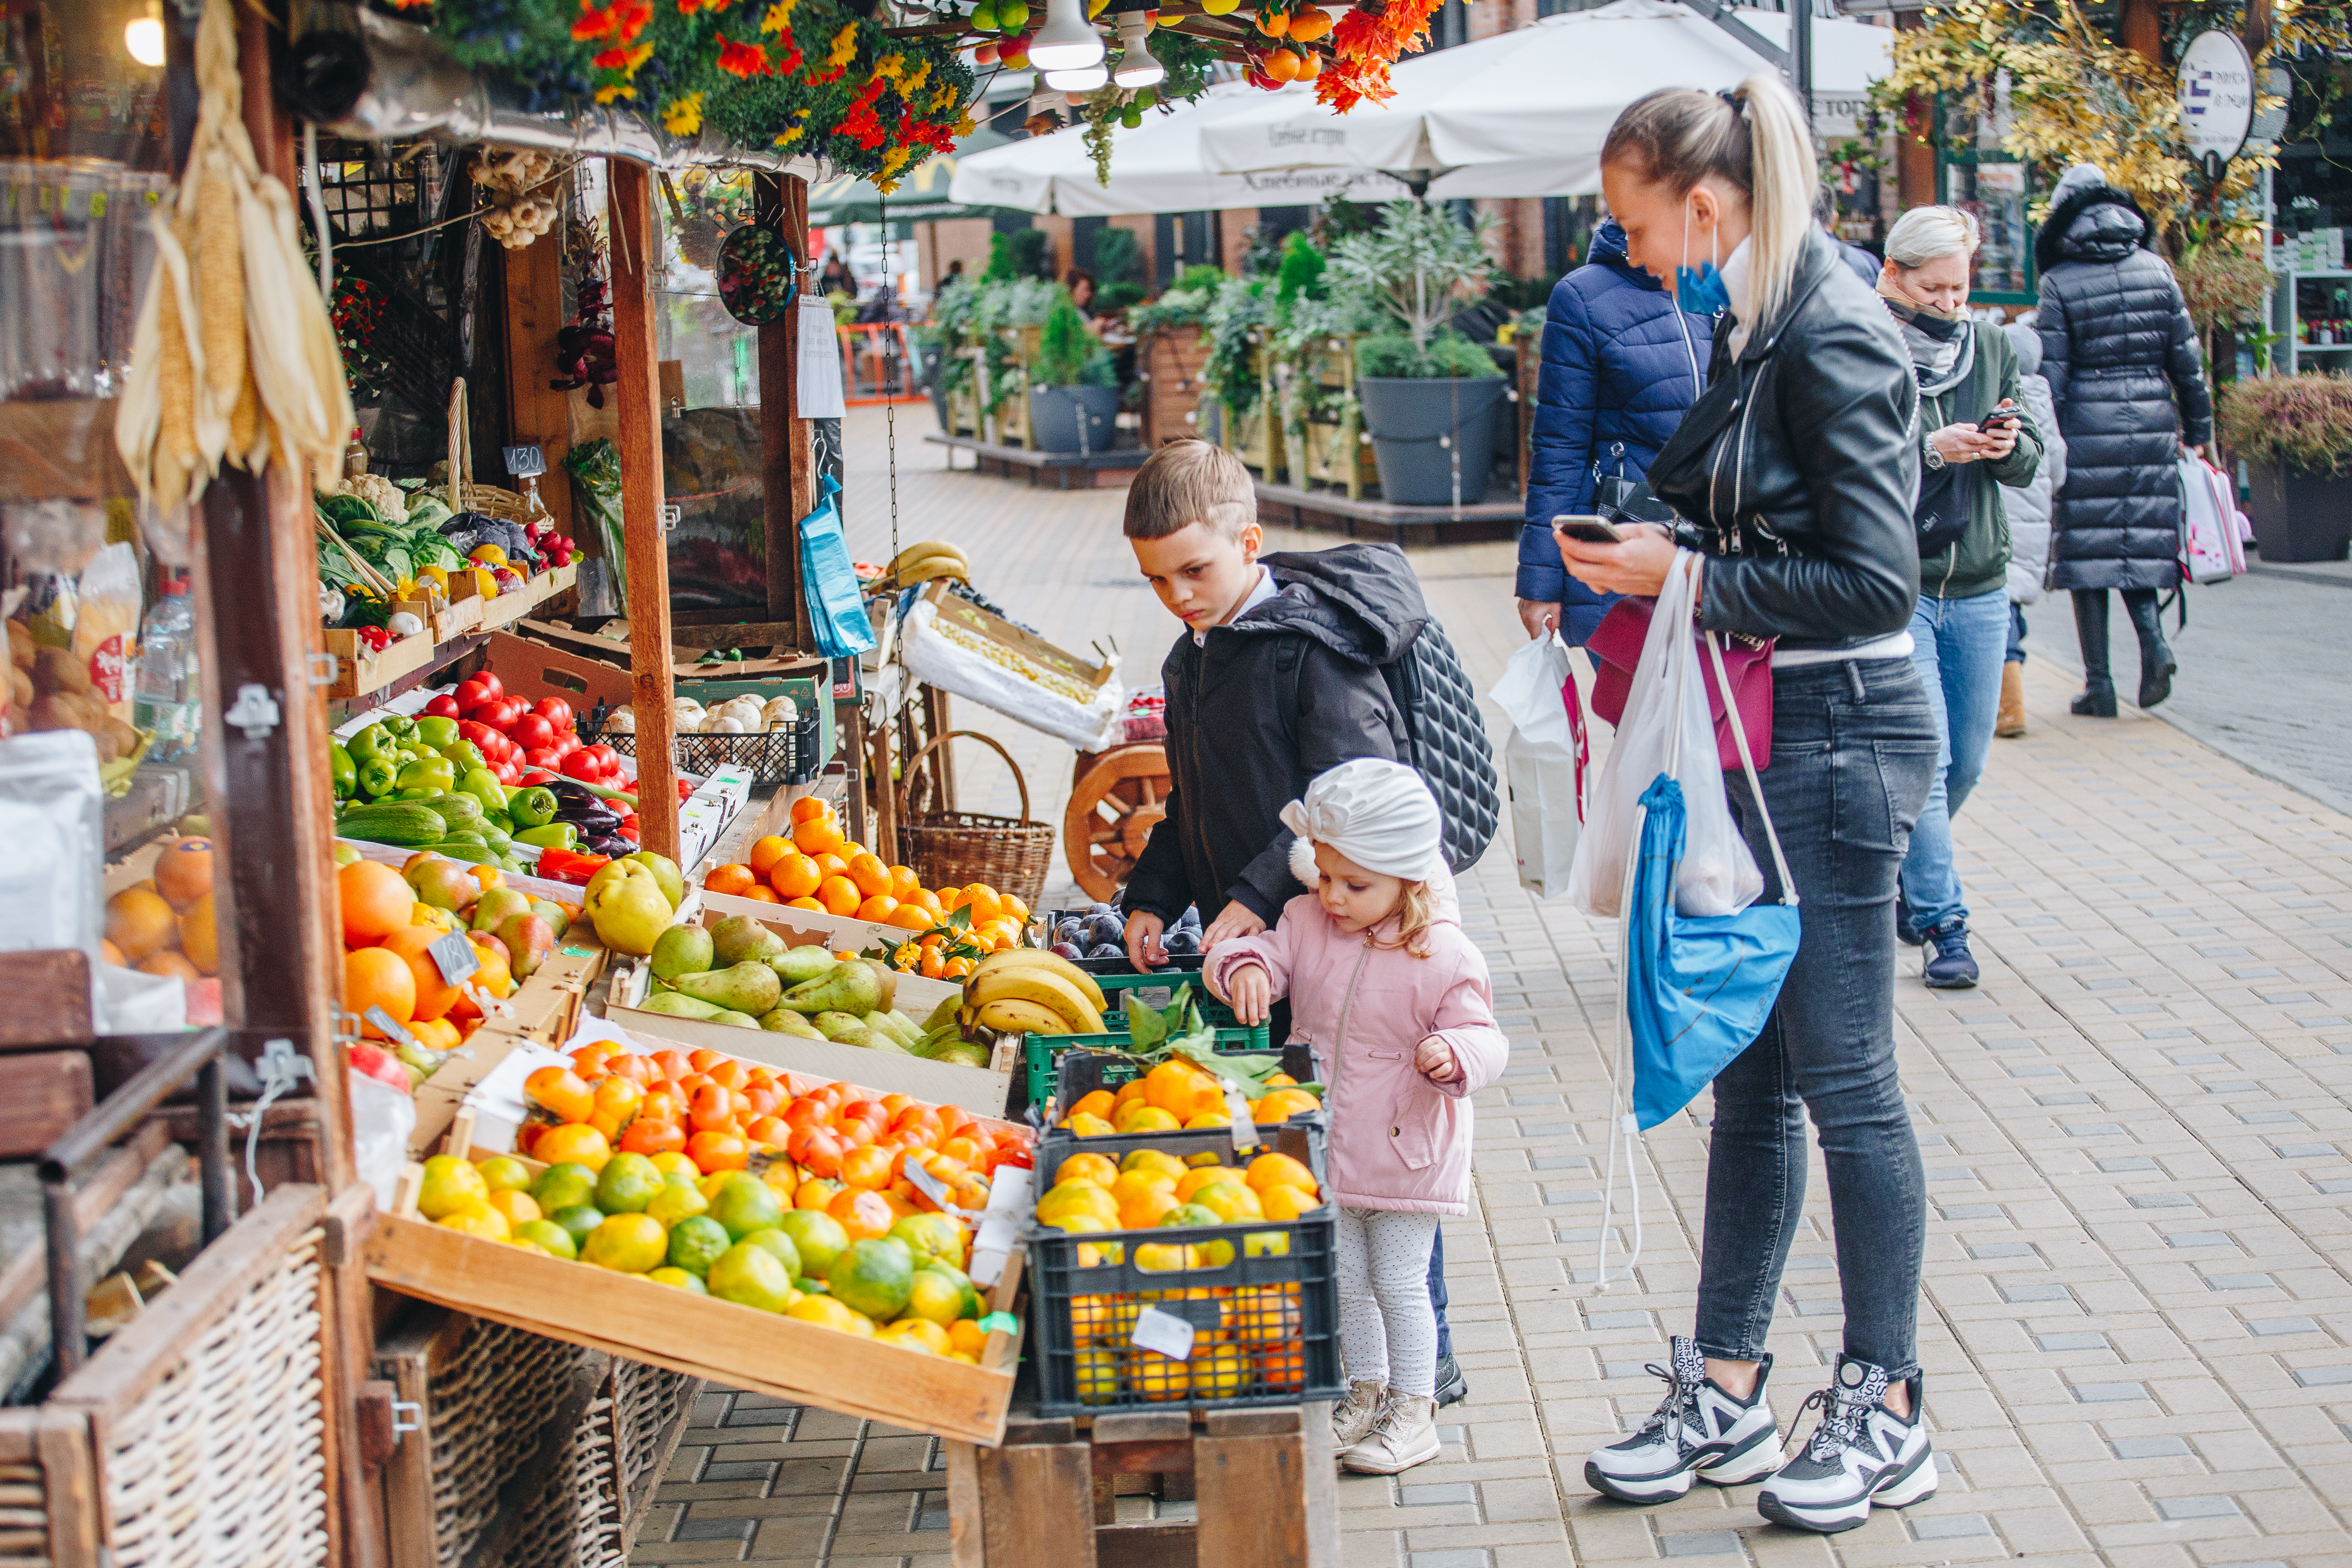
1564, 551, 1763, 919
1488, 631, 1588, 899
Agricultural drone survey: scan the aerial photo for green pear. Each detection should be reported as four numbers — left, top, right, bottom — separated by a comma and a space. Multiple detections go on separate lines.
406, 858, 477, 914
781, 962, 883, 1017
624, 850, 684, 909
759, 1008, 824, 1038
772, 946, 836, 986
495, 913, 555, 980
652, 925, 716, 981
529, 898, 572, 940
858, 957, 898, 1013
813, 1010, 878, 1044
928, 1040, 992, 1069
671, 961, 782, 1016
638, 990, 725, 1020
710, 914, 787, 967
709, 1010, 762, 1029
863, 1011, 922, 1050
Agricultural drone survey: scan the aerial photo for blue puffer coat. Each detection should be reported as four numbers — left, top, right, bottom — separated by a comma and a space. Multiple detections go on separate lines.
1519, 221, 1714, 642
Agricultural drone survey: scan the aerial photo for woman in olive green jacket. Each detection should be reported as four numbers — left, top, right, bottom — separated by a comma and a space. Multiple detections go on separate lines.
1878, 205, 2042, 988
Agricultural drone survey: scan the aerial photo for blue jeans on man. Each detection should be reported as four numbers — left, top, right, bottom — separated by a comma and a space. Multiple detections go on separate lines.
1900, 588, 2010, 939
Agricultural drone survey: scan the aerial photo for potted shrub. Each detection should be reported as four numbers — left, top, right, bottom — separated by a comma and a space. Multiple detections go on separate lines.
2217, 373, 2352, 562
1027, 290, 1120, 454
1328, 201, 1509, 505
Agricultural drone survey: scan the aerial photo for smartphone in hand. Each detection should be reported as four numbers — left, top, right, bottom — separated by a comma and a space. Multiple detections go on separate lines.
1553, 514, 1626, 545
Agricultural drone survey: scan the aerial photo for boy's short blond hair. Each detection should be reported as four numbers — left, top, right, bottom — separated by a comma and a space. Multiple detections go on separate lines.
1124, 439, 1257, 540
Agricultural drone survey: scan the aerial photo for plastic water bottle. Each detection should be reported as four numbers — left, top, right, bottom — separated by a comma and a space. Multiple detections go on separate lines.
133, 575, 198, 761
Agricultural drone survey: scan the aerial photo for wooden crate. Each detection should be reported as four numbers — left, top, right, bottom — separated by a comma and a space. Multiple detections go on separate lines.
993, 325, 1042, 450
374, 1306, 700, 1568
1139, 326, 1209, 448
48, 1186, 334, 1568
323, 627, 437, 701
1217, 348, 1284, 477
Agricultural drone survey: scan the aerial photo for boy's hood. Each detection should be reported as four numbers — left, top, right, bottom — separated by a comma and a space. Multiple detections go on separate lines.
1242, 543, 1429, 665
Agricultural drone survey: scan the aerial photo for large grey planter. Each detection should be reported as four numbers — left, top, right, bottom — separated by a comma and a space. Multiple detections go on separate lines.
2245, 459, 2352, 563
1357, 376, 1510, 505
1028, 385, 1120, 454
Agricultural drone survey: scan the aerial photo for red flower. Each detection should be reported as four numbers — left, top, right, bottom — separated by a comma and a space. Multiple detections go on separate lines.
715, 31, 772, 74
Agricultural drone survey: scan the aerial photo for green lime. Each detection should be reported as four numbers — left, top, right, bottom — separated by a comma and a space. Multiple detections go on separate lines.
707, 1242, 796, 1313
666, 1216, 733, 1277
707, 1173, 785, 1240
550, 1204, 605, 1246
597, 1152, 667, 1215
531, 1162, 599, 1213
646, 1267, 708, 1293
513, 1220, 579, 1260
740, 1228, 802, 1278
827, 1238, 915, 1320
645, 1181, 710, 1228
775, 1210, 850, 1277
477, 1156, 535, 1194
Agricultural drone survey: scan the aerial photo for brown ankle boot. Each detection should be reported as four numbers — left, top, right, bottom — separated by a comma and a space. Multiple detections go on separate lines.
1995, 662, 2026, 738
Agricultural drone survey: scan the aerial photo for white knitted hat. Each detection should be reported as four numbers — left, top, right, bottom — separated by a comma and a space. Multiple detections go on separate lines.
1280, 759, 1443, 883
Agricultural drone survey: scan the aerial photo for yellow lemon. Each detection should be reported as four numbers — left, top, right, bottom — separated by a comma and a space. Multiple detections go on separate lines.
787, 1295, 865, 1334
1115, 1104, 1180, 1134
881, 1318, 952, 1356
581, 1213, 668, 1273
437, 1202, 510, 1241
1242, 1230, 1291, 1259
476, 1156, 535, 1194
1183, 1110, 1233, 1129
417, 1155, 489, 1220
651, 1151, 702, 1181
1064, 1112, 1116, 1138
1191, 1340, 1250, 1398
1037, 1180, 1119, 1228
646, 1266, 709, 1292
1133, 1352, 1191, 1403
902, 1269, 968, 1326
1075, 1348, 1122, 1404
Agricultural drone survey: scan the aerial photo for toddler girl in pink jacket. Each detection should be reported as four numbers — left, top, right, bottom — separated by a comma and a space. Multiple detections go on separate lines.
1207, 759, 1508, 1475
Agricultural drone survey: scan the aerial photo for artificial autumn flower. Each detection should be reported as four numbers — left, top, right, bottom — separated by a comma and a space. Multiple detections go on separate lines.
761, 0, 796, 30
814, 21, 859, 81
573, 0, 652, 44
715, 31, 772, 74
662, 91, 707, 135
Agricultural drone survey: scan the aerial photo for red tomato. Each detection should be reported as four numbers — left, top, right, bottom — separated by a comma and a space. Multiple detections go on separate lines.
524, 747, 564, 770
457, 719, 501, 751
521, 768, 558, 787
552, 732, 583, 758
561, 750, 604, 782
475, 671, 504, 700
480, 698, 522, 730
536, 698, 574, 732
511, 714, 556, 751
454, 677, 497, 713
582, 744, 619, 772
490, 760, 521, 786
423, 694, 460, 719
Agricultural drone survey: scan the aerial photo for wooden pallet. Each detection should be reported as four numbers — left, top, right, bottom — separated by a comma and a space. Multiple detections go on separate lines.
943, 1403, 1338, 1568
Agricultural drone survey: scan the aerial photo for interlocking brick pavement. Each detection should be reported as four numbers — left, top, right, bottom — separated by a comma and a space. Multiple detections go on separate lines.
630, 412, 2352, 1563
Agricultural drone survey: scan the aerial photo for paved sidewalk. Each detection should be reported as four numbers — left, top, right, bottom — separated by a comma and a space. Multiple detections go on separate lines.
630, 413, 2352, 1565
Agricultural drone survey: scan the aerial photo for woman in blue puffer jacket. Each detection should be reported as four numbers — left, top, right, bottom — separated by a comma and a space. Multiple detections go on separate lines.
1517, 219, 1715, 643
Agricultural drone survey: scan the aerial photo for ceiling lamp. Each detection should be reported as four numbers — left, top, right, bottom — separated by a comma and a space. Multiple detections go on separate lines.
1112, 14, 1164, 88
124, 5, 166, 67
1045, 64, 1109, 91
1027, 0, 1106, 71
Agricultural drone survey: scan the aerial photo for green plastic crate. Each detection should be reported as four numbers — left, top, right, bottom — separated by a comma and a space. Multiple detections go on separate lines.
1024, 1027, 1279, 1110
1088, 969, 1260, 1040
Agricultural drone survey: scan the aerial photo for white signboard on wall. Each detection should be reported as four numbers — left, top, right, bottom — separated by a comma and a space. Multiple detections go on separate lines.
2178, 30, 2255, 169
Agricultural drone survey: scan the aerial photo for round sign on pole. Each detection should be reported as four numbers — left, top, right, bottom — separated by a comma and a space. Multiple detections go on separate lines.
2178, 30, 2255, 175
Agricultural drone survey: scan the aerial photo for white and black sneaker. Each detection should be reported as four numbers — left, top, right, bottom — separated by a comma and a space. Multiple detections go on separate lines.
1755, 1356, 1936, 1533
1583, 1338, 1783, 1504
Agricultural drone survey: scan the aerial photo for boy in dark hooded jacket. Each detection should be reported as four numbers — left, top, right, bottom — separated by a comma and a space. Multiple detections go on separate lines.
1118, 439, 1470, 1407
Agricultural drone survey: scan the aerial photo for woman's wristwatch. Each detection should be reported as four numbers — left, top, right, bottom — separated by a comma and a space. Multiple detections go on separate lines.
1923, 432, 1946, 471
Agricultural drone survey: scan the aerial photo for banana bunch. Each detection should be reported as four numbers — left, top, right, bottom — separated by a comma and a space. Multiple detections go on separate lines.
961, 949, 1108, 1036
883, 540, 971, 592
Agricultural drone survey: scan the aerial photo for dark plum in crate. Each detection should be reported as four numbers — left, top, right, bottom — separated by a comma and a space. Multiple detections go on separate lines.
1027, 1118, 1340, 1415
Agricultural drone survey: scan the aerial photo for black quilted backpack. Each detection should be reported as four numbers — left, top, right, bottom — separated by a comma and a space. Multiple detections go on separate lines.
1378, 618, 1501, 874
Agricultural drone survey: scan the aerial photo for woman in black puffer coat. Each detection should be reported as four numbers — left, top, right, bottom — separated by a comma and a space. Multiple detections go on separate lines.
2035, 163, 2213, 715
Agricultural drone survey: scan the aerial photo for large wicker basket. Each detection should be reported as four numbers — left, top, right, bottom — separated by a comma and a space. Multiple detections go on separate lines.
445, 378, 530, 523
897, 730, 1053, 913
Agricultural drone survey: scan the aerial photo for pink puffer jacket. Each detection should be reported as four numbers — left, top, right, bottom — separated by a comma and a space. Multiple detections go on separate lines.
1206, 867, 1508, 1214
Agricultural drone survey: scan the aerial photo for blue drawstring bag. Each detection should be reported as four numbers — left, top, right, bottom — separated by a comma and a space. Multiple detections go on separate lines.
799, 474, 874, 659
1594, 574, 1799, 1291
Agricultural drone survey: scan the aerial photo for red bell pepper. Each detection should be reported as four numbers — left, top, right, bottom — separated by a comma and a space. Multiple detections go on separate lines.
533, 846, 610, 885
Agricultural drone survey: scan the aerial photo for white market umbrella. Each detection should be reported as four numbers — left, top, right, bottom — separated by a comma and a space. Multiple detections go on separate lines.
1199, 0, 1893, 199
948, 81, 1425, 215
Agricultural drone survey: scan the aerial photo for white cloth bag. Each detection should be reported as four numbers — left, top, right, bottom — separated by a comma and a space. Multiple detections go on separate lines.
1487, 632, 1587, 899
1564, 551, 1763, 919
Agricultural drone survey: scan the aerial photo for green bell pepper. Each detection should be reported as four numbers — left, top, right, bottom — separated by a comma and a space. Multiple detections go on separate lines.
458, 768, 508, 815
397, 786, 441, 801
508, 785, 559, 830
380, 714, 417, 740
515, 822, 579, 851
442, 740, 487, 776
329, 744, 357, 800
346, 723, 395, 763
396, 756, 457, 795
357, 754, 400, 798
416, 715, 460, 750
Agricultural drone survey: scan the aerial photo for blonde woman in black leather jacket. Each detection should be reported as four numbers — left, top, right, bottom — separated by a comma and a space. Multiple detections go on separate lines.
1563, 74, 1943, 1537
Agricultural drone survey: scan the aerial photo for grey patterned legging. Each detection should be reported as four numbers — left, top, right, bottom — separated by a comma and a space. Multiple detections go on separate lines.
1337, 1207, 1441, 1397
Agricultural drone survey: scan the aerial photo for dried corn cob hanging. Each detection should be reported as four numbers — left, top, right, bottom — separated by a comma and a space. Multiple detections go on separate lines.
116, 0, 353, 514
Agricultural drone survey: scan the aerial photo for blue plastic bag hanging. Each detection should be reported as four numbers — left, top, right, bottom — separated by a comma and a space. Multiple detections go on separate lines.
798, 473, 874, 658
1593, 556, 1799, 1292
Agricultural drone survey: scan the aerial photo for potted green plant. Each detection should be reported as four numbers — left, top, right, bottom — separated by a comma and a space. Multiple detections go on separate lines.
1028, 289, 1121, 454
1327, 201, 1509, 505
2217, 373, 2352, 562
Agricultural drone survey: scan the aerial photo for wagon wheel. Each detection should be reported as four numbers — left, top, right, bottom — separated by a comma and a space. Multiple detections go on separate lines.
1063, 743, 1170, 904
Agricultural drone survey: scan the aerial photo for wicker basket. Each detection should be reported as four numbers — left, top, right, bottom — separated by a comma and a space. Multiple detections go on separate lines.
445, 378, 530, 523
897, 730, 1053, 912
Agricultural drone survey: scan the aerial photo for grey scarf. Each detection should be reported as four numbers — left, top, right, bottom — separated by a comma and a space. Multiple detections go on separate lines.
1878, 288, 1975, 397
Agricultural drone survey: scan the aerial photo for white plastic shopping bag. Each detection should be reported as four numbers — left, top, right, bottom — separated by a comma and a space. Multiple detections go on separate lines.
1488, 632, 1587, 898
1564, 551, 1763, 919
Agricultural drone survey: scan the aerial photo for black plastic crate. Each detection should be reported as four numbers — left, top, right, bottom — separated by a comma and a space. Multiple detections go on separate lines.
1027, 1119, 1341, 1416
582, 718, 797, 786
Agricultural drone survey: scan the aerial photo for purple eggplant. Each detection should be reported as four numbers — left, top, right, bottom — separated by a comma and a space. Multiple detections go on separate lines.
584, 833, 636, 858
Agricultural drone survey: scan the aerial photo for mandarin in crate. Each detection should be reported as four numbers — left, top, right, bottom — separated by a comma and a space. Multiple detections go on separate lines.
536, 1123, 612, 1172
105, 887, 178, 963
792, 815, 845, 856
816, 876, 861, 916
789, 795, 831, 825
704, 864, 756, 897
847, 853, 891, 897
747, 835, 793, 877
339, 860, 413, 946
137, 950, 199, 981
378, 926, 461, 1021
855, 894, 899, 923
347, 948, 416, 1033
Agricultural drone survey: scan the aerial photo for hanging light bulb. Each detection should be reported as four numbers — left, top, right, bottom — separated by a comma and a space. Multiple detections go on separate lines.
1044, 64, 1109, 91
1112, 14, 1164, 89
123, 3, 166, 67
1027, 0, 1106, 71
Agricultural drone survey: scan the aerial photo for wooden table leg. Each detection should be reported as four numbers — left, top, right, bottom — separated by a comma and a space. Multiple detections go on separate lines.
975, 1420, 1098, 1568
1193, 1407, 1336, 1568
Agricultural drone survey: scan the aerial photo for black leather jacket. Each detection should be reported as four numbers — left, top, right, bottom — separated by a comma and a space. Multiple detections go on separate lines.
1645, 228, 1922, 646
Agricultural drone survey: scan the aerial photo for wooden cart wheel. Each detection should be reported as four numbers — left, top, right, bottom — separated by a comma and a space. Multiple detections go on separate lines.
1063, 743, 1170, 903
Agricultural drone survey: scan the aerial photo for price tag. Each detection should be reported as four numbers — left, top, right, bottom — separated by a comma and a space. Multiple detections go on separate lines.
503, 444, 547, 478
363, 1006, 419, 1051
428, 932, 481, 987
1129, 1305, 1196, 1362
977, 1311, 1018, 1337
1223, 1078, 1262, 1158
901, 1159, 968, 1217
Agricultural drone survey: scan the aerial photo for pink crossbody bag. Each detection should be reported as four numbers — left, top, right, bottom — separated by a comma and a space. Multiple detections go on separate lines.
1586, 596, 1774, 771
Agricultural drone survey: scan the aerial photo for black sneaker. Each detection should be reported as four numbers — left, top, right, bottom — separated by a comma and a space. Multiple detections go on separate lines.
1434, 1353, 1468, 1409
1755, 1357, 1936, 1533
1920, 921, 1978, 989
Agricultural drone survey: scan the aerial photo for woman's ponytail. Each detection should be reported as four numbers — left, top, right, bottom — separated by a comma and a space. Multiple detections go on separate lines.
1730, 72, 1818, 335
1601, 70, 1822, 337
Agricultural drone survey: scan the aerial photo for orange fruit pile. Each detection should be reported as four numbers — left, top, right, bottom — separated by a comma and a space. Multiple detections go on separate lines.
338, 855, 538, 1068
699, 797, 1031, 977
101, 836, 217, 982
1055, 1059, 1321, 1139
